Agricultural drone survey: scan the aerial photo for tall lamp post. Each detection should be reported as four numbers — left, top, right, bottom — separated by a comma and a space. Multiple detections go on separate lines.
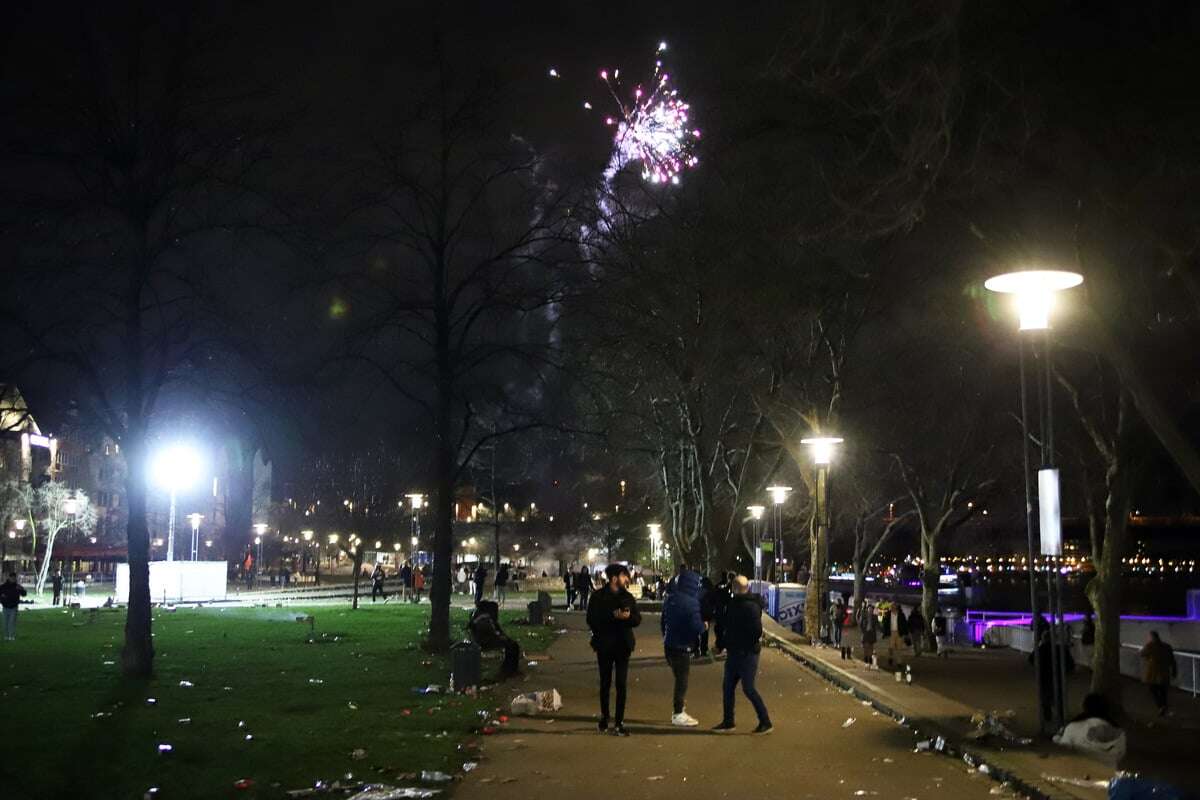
766, 486, 791, 582
151, 444, 203, 563
647, 523, 662, 572
985, 268, 1082, 732
253, 522, 268, 574
747, 505, 766, 583
801, 436, 843, 644
407, 493, 424, 564
186, 513, 204, 561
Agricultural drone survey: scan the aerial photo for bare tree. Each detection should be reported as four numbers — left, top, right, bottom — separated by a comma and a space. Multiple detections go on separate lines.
31, 483, 96, 595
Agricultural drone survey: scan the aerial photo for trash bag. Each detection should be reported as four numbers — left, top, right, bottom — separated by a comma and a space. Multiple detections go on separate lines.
510, 695, 538, 716
1053, 718, 1126, 766
509, 689, 562, 715
965, 711, 1033, 746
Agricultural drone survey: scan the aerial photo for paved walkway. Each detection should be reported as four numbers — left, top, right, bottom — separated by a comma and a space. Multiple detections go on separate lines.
456, 613, 1015, 800
770, 624, 1200, 799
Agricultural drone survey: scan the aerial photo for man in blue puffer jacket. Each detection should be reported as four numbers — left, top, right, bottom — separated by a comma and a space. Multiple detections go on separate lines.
661, 568, 706, 727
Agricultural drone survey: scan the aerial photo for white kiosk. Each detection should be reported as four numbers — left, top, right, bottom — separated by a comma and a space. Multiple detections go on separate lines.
115, 561, 228, 604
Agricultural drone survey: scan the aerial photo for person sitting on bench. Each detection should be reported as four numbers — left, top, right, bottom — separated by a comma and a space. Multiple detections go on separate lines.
468, 600, 522, 677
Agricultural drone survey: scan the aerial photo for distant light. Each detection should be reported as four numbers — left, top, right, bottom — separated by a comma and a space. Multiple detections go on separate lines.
393, 542, 401, 551
513, 544, 520, 551
252, 523, 268, 536
204, 540, 212, 547
747, 505, 765, 521
411, 536, 418, 547
767, 486, 792, 505
151, 444, 204, 492
328, 534, 339, 544
301, 530, 313, 541
89, 536, 97, 544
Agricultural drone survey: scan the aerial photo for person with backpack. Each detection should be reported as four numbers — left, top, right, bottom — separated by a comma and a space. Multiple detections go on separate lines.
586, 564, 641, 736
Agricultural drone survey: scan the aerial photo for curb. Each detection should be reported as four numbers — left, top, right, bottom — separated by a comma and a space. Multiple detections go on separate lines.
763, 630, 1088, 800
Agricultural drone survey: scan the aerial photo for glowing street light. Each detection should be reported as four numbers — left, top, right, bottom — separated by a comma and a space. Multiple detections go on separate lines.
985, 268, 1083, 731
765, 487, 791, 582
253, 522, 268, 567
647, 523, 663, 571
801, 436, 843, 644
984, 270, 1083, 331
186, 513, 204, 561
151, 443, 204, 562
301, 530, 313, 542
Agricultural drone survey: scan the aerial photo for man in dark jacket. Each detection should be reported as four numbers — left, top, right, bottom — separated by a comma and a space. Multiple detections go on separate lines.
399, 561, 413, 602
695, 574, 716, 659
563, 567, 576, 609
1, 572, 28, 641
51, 570, 63, 606
662, 570, 706, 726
713, 575, 773, 734
468, 600, 521, 676
574, 565, 592, 611
495, 563, 510, 606
586, 563, 641, 736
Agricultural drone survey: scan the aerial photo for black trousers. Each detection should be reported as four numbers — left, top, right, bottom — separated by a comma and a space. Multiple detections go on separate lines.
597, 649, 630, 724
371, 583, 384, 602
1150, 683, 1169, 711
696, 625, 710, 656
665, 648, 691, 714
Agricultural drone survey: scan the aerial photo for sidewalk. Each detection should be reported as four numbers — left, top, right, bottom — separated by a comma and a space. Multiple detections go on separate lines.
455, 613, 1017, 800
766, 622, 1200, 799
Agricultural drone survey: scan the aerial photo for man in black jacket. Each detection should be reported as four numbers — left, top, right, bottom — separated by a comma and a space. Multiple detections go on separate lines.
1, 572, 28, 641
712, 575, 773, 734
586, 563, 641, 736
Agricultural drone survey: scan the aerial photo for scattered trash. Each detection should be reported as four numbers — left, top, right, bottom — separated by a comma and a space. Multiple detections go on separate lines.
965, 711, 1033, 746
1041, 774, 1111, 790
978, 764, 990, 775
146, 698, 157, 705
351, 748, 368, 760
144, 789, 160, 799
345, 787, 438, 800
842, 718, 857, 728
233, 778, 255, 790
881, 758, 893, 764
244, 734, 254, 741
178, 680, 194, 688
238, 720, 246, 728
102, 660, 115, 666
527, 661, 539, 667
177, 718, 191, 724
420, 771, 453, 783
91, 711, 111, 719
1053, 716, 1126, 765
509, 689, 563, 715
462, 763, 478, 772
308, 678, 325, 685
480, 727, 497, 735
157, 743, 173, 754
348, 702, 359, 711
914, 736, 946, 753
647, 776, 665, 781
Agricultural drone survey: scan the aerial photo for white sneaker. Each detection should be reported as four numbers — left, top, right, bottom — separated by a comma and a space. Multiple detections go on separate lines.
671, 712, 699, 727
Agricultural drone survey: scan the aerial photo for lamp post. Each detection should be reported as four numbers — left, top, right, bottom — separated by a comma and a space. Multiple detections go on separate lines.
801, 436, 843, 644
647, 523, 662, 572
747, 505, 766, 583
766, 486, 791, 582
253, 522, 268, 574
985, 268, 1082, 732
407, 493, 424, 563
151, 444, 204, 563
186, 513, 204, 561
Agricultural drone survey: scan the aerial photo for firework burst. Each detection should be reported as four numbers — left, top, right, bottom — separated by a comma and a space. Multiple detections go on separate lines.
597, 41, 701, 186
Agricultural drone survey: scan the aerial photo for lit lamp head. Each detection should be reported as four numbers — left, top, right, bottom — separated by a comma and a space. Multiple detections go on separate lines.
328, 533, 339, 544
63, 496, 78, 516
513, 543, 520, 552
252, 523, 268, 537
151, 444, 204, 492
801, 436, 844, 465
983, 270, 1083, 331
393, 542, 401, 551
647, 522, 662, 541
406, 493, 425, 511
747, 504, 765, 521
13, 519, 26, 531
301, 529, 313, 542
410, 535, 418, 547
766, 486, 792, 505
187, 513, 204, 532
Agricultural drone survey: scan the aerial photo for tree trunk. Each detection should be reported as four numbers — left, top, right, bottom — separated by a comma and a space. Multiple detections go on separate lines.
426, 306, 455, 652
1087, 465, 1132, 710
920, 533, 939, 629
121, 438, 154, 677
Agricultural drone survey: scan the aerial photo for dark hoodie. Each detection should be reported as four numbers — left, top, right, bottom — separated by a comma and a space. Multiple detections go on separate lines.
661, 571, 705, 651
717, 592, 765, 654
587, 583, 641, 654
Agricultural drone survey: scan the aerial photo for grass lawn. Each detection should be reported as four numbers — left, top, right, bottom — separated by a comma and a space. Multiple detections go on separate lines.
0, 603, 557, 800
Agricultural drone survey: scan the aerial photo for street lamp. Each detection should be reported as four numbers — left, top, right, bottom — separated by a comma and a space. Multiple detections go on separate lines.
765, 486, 791, 582
150, 444, 204, 562
186, 513, 204, 561
747, 505, 766, 582
253, 523, 268, 571
801, 436, 843, 644
647, 523, 662, 572
985, 268, 1082, 732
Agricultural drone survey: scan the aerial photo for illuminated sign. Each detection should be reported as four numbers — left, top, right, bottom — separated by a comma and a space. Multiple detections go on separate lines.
28, 434, 51, 448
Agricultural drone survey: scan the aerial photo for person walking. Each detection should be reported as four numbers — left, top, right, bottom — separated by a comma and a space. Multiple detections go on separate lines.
575, 565, 592, 611
829, 598, 845, 650
931, 612, 949, 657
713, 576, 773, 734
907, 605, 925, 657
399, 561, 414, 603
473, 563, 488, 606
456, 564, 468, 595
695, 573, 715, 659
413, 566, 426, 603
495, 563, 510, 607
563, 567, 576, 609
51, 570, 63, 607
586, 563, 641, 736
1140, 631, 1177, 716
857, 601, 878, 665
1, 572, 28, 641
662, 569, 706, 727
370, 563, 387, 603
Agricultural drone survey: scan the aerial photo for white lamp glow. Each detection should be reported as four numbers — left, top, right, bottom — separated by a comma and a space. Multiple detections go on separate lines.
983, 270, 1083, 331
801, 436, 844, 465
766, 486, 792, 505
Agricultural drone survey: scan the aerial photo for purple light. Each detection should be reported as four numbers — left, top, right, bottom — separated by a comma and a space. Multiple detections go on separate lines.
965, 609, 1195, 645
